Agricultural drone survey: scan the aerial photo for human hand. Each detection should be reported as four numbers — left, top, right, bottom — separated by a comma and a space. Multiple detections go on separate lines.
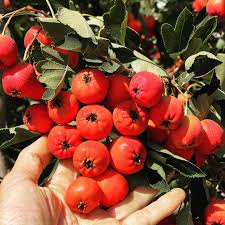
0, 137, 185, 225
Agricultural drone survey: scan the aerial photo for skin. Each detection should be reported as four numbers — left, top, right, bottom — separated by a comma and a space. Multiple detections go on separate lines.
0, 137, 186, 225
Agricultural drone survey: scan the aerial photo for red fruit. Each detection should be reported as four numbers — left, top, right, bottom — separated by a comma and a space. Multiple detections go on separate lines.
129, 71, 164, 108
48, 125, 83, 159
72, 68, 109, 104
65, 177, 103, 214
205, 199, 225, 225
192, 0, 207, 12
196, 119, 225, 155
128, 19, 142, 33
170, 115, 204, 149
144, 15, 156, 30
24, 26, 54, 48
110, 136, 147, 174
4, 0, 10, 7
113, 100, 149, 136
54, 47, 79, 68
105, 74, 131, 110
165, 139, 194, 161
94, 168, 129, 207
47, 91, 79, 125
149, 96, 184, 130
76, 105, 113, 140
147, 120, 169, 145
73, 140, 110, 177
23, 104, 54, 133
206, 0, 225, 18
195, 152, 208, 168
0, 35, 18, 69
2, 62, 45, 100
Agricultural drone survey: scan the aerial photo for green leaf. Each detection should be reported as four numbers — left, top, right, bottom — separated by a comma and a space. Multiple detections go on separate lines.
149, 143, 206, 178
99, 60, 121, 73
192, 16, 217, 44
176, 201, 194, 225
185, 51, 222, 77
161, 23, 178, 54
0, 125, 40, 151
216, 53, 225, 91
174, 8, 194, 51
56, 34, 82, 52
103, 0, 127, 45
57, 8, 97, 43
182, 38, 203, 60
146, 160, 166, 180
125, 27, 141, 50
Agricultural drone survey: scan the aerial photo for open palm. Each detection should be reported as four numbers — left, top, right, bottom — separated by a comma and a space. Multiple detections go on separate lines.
0, 137, 185, 225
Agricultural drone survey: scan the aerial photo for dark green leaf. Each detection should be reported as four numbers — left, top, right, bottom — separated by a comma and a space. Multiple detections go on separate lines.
0, 126, 40, 151
182, 38, 203, 60
125, 27, 141, 49
103, 0, 127, 45
215, 53, 225, 91
176, 201, 194, 225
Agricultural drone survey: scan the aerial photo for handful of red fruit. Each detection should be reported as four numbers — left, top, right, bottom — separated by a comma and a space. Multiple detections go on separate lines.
1, 23, 225, 216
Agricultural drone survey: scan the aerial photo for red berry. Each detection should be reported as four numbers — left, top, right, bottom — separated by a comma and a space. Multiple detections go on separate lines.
48, 125, 83, 159
149, 96, 184, 130
113, 100, 149, 136
76, 105, 113, 140
24, 26, 54, 48
195, 152, 208, 168
110, 136, 147, 174
144, 15, 156, 30
73, 140, 110, 177
206, 0, 225, 18
94, 168, 129, 207
128, 19, 142, 33
192, 0, 207, 12
2, 62, 45, 100
0, 34, 18, 69
65, 177, 103, 214
105, 74, 131, 110
54, 47, 79, 68
129, 71, 164, 108
23, 104, 54, 133
47, 91, 79, 125
72, 68, 109, 104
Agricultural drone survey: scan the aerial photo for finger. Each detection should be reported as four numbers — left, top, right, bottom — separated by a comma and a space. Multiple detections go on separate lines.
122, 188, 186, 225
107, 186, 158, 220
46, 159, 78, 198
10, 136, 51, 183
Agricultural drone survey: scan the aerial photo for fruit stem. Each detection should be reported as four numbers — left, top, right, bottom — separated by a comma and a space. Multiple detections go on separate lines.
45, 0, 56, 19
1, 10, 17, 35
23, 29, 42, 61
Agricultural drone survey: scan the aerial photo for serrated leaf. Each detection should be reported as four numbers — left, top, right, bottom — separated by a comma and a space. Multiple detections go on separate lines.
192, 16, 217, 44
103, 0, 127, 45
185, 51, 222, 77
175, 8, 194, 51
161, 23, 178, 54
56, 34, 82, 52
0, 125, 40, 150
58, 8, 97, 43
149, 143, 206, 178
216, 53, 225, 91
131, 59, 168, 77
176, 201, 194, 225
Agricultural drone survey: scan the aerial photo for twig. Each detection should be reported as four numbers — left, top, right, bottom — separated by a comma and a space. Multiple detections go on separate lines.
45, 0, 56, 19
1, 10, 17, 35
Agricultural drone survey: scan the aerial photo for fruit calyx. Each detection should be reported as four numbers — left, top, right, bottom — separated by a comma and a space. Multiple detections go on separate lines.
133, 87, 140, 94
61, 141, 71, 150
83, 159, 94, 169
83, 72, 92, 83
77, 201, 87, 211
133, 153, 142, 164
25, 112, 32, 123
129, 110, 139, 122
86, 113, 97, 122
52, 97, 63, 108
10, 89, 22, 97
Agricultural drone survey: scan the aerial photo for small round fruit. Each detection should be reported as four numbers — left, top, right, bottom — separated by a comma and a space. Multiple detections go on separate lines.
48, 125, 83, 159
110, 136, 147, 174
144, 15, 156, 31
48, 91, 79, 125
113, 100, 149, 136
73, 140, 110, 177
72, 68, 109, 104
0, 34, 18, 69
149, 96, 184, 130
195, 152, 208, 168
24, 26, 54, 48
196, 119, 225, 155
105, 74, 131, 110
23, 104, 54, 133
147, 120, 169, 145
65, 177, 103, 214
206, 0, 225, 18
76, 105, 113, 140
128, 19, 142, 33
54, 47, 79, 68
2, 62, 45, 100
170, 115, 204, 149
129, 71, 164, 108
94, 168, 129, 207
192, 0, 207, 12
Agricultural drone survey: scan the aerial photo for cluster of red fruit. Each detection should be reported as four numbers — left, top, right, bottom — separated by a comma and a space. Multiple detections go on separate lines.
192, 0, 225, 18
